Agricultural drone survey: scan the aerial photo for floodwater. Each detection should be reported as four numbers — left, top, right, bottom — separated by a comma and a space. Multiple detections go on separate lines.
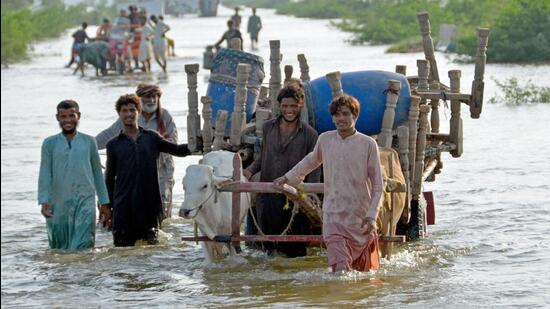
2, 6, 550, 308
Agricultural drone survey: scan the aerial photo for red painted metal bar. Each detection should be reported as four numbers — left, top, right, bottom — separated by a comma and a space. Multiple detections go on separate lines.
181, 235, 406, 243
231, 154, 241, 247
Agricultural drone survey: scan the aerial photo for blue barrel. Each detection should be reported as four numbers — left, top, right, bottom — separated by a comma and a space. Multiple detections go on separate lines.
303, 70, 411, 135
207, 48, 265, 131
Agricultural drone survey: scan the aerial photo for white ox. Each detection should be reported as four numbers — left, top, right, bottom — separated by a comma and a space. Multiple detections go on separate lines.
179, 150, 251, 262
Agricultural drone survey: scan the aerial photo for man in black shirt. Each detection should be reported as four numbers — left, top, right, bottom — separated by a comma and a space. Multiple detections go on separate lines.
66, 22, 89, 68
101, 94, 192, 246
214, 20, 243, 50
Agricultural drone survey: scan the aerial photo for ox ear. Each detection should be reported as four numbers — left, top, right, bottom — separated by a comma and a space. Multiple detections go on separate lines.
212, 175, 232, 189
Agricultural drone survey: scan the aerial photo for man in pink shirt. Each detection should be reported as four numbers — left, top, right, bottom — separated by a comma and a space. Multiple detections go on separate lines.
275, 94, 384, 272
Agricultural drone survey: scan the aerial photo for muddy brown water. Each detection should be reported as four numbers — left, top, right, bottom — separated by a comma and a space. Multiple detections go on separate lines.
2, 6, 549, 308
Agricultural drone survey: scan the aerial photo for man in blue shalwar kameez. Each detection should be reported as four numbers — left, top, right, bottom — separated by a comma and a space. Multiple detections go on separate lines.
38, 100, 110, 249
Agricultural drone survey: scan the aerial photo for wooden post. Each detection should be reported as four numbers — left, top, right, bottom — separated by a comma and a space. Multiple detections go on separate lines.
470, 28, 489, 119
378, 80, 401, 148
213, 110, 228, 151
284, 65, 293, 84
429, 81, 440, 133
326, 71, 343, 98
417, 59, 430, 92
185, 64, 200, 152
231, 153, 242, 248
230, 63, 250, 146
201, 96, 213, 153
297, 54, 310, 82
449, 70, 463, 157
395, 65, 407, 76
412, 105, 430, 201
408, 95, 421, 180
397, 125, 410, 193
229, 37, 242, 50
417, 11, 440, 83
254, 107, 271, 159
269, 40, 282, 116
259, 86, 269, 100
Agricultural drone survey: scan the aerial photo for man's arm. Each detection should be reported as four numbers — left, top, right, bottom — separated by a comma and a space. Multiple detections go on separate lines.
104, 143, 117, 208
366, 143, 384, 220
95, 119, 122, 150
279, 137, 323, 186
214, 32, 226, 48
304, 130, 321, 183
162, 110, 178, 143
244, 121, 269, 178
38, 139, 52, 206
157, 133, 191, 157
89, 137, 110, 205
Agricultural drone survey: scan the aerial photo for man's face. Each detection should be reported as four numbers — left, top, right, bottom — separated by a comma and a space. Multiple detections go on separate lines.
119, 104, 139, 126
141, 95, 159, 114
332, 105, 356, 131
56, 108, 80, 134
280, 97, 301, 123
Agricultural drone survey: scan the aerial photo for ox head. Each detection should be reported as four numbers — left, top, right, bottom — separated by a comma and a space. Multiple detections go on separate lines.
179, 165, 231, 220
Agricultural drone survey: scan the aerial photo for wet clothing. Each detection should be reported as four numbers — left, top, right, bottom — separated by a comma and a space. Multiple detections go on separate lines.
219, 28, 242, 48
247, 15, 262, 41
284, 130, 384, 270
138, 24, 154, 62
96, 109, 178, 220
38, 132, 109, 249
152, 20, 170, 60
245, 117, 320, 257
105, 128, 190, 247
72, 29, 89, 44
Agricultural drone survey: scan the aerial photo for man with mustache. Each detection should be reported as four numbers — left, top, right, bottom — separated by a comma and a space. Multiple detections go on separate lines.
101, 94, 191, 246
38, 100, 110, 249
275, 94, 384, 272
96, 84, 178, 220
244, 83, 320, 257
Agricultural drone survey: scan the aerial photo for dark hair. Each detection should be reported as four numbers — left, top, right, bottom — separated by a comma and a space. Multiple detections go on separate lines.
159, 15, 164, 20
150, 14, 157, 20
277, 83, 305, 107
57, 100, 79, 113
103, 18, 109, 23
115, 94, 141, 113
82, 22, 88, 28
227, 20, 233, 26
329, 94, 360, 118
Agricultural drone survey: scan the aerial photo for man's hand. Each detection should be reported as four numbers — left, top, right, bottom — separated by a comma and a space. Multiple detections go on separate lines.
273, 176, 288, 186
362, 217, 377, 235
243, 170, 252, 180
99, 204, 112, 229
41, 204, 52, 218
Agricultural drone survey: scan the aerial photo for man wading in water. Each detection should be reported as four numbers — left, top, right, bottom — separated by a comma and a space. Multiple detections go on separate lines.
275, 94, 383, 272
101, 94, 193, 246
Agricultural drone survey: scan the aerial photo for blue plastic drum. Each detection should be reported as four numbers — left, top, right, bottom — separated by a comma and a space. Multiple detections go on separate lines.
303, 70, 411, 135
207, 48, 265, 131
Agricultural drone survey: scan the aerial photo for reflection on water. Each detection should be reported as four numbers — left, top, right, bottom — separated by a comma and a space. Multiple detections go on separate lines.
2, 6, 550, 308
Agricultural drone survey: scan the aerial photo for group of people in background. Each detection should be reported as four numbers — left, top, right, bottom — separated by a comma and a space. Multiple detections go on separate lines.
67, 5, 173, 74
215, 7, 262, 51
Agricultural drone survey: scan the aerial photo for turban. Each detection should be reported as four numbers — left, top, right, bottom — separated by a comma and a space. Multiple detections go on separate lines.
136, 84, 162, 98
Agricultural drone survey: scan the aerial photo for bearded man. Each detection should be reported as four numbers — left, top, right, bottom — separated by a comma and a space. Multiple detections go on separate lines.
96, 84, 178, 219
38, 100, 110, 249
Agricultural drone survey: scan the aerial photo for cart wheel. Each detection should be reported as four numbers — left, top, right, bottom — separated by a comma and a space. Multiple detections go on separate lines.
396, 195, 427, 241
